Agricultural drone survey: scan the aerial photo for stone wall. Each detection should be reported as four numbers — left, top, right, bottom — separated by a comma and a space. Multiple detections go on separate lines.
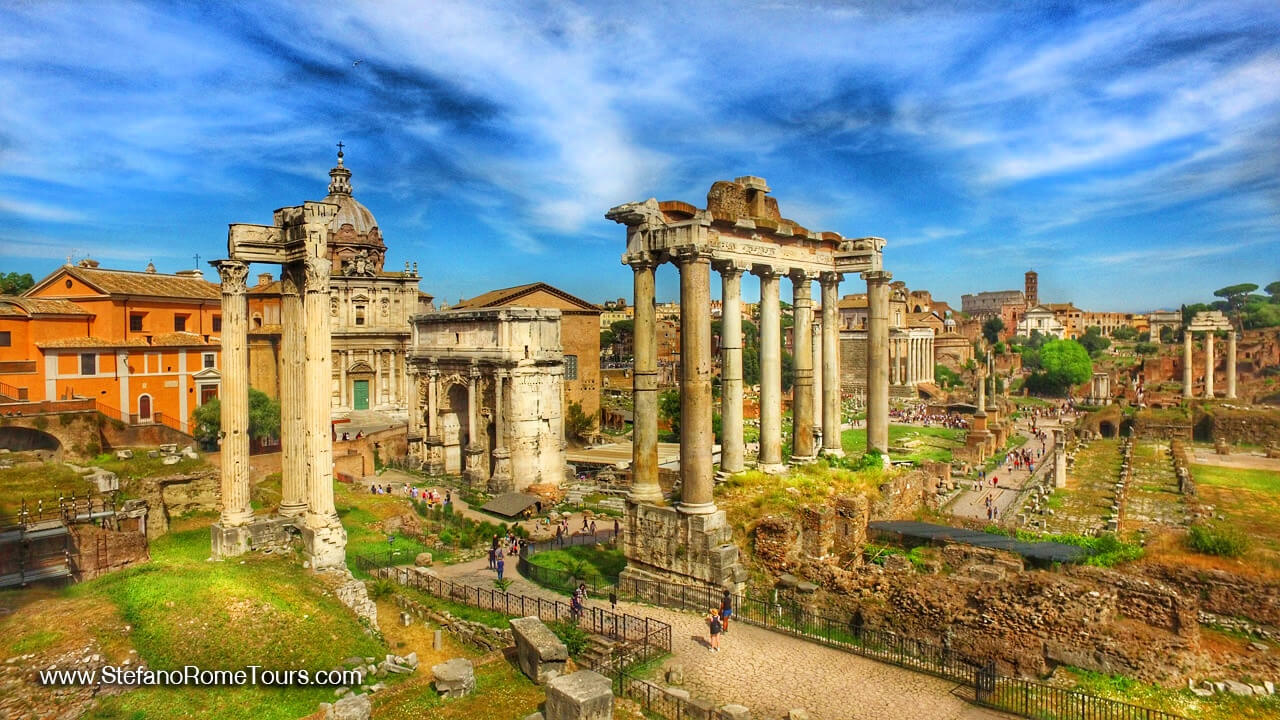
100, 420, 192, 452
1196, 407, 1280, 447
1139, 563, 1280, 628
68, 524, 150, 581
130, 469, 220, 538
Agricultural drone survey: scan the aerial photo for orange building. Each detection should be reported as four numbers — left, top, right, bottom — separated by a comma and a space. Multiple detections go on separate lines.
0, 260, 222, 432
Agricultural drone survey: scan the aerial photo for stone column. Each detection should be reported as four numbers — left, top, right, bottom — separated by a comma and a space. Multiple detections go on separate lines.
468, 364, 479, 443
375, 350, 384, 406
277, 261, 307, 518
302, 254, 340, 525
1183, 330, 1193, 399
790, 270, 816, 461
1227, 331, 1237, 400
821, 273, 842, 456
717, 262, 745, 475
1053, 428, 1067, 488
811, 318, 823, 450
864, 270, 891, 455
629, 259, 662, 503
388, 349, 397, 406
425, 365, 444, 474
339, 350, 348, 408
677, 249, 715, 513
490, 368, 512, 491
755, 267, 784, 473
407, 366, 420, 436
214, 259, 252, 527
1204, 332, 1215, 398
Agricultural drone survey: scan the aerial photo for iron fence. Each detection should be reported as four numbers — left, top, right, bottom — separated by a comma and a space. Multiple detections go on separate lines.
975, 664, 1186, 720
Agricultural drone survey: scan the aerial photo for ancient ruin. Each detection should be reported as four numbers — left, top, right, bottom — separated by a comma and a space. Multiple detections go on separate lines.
606, 176, 889, 593
1183, 310, 1236, 399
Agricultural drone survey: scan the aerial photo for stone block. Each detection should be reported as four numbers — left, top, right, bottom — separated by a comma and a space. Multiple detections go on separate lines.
511, 616, 569, 685
162, 455, 181, 465
1224, 680, 1253, 696
717, 704, 750, 720
546, 670, 613, 720
147, 449, 160, 458
788, 711, 810, 720
431, 658, 475, 698
115, 449, 133, 460
415, 552, 433, 567
665, 664, 683, 685
324, 692, 371, 720
685, 697, 716, 720
159, 443, 177, 453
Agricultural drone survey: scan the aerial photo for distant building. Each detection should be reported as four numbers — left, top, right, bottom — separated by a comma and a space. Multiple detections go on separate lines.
961, 289, 1024, 317
1016, 305, 1067, 339
1024, 270, 1039, 307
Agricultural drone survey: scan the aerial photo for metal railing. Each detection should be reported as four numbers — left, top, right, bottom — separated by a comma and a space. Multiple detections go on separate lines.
517, 529, 620, 595
975, 664, 1186, 720
0, 494, 117, 531
93, 400, 190, 437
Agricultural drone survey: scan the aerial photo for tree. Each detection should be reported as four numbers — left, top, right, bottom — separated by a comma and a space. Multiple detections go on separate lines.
1266, 281, 1280, 300
1112, 326, 1138, 341
982, 317, 1004, 345
1078, 326, 1111, 356
193, 387, 280, 445
1135, 342, 1158, 355
1027, 339, 1092, 396
564, 401, 595, 441
658, 389, 681, 436
1215, 283, 1259, 332
0, 272, 35, 295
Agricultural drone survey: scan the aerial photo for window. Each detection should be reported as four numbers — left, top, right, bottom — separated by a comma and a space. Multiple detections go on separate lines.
0, 331, 9, 347
203, 352, 216, 369
80, 353, 96, 376
129, 313, 144, 332
355, 306, 365, 326
174, 314, 188, 332
565, 354, 579, 381
212, 316, 222, 332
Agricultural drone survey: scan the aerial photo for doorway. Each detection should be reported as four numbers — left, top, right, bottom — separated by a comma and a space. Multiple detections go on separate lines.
353, 380, 370, 410
138, 394, 152, 422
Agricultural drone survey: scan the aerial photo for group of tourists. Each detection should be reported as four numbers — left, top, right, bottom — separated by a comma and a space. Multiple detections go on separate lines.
488, 532, 522, 579
889, 404, 969, 429
706, 589, 734, 652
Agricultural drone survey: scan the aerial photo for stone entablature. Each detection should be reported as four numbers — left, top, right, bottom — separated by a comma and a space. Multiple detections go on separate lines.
407, 308, 566, 491
1183, 310, 1237, 400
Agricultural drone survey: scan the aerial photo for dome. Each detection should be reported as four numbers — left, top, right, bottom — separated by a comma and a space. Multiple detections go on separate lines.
323, 147, 386, 275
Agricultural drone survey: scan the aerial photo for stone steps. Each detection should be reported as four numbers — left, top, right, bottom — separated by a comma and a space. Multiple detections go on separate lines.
577, 634, 618, 671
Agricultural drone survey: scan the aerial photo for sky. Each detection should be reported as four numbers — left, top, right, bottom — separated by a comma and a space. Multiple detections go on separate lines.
1, 0, 1278, 312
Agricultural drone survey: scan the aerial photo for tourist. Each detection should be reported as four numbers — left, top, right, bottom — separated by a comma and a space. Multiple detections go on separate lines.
488, 546, 496, 570
497, 554, 505, 580
609, 589, 618, 611
719, 590, 733, 634
707, 610, 722, 652
590, 519, 597, 536
555, 524, 564, 547
613, 518, 620, 537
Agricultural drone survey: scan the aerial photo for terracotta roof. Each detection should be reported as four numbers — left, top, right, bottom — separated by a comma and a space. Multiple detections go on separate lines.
249, 280, 281, 295
37, 337, 149, 349
907, 312, 941, 327
1045, 303, 1080, 312
150, 331, 213, 347
0, 296, 92, 317
454, 282, 600, 313
31, 265, 220, 300
838, 295, 869, 309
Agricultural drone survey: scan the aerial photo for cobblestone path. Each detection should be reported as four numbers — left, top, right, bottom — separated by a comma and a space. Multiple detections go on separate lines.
948, 419, 1055, 522
433, 556, 1009, 720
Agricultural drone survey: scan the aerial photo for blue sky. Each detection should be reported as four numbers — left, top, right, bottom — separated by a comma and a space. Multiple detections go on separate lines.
1, 1, 1277, 312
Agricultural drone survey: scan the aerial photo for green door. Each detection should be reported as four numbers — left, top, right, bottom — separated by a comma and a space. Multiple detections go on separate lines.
353, 380, 369, 410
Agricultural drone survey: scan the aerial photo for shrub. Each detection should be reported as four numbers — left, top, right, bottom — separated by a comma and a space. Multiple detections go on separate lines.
548, 619, 590, 656
59, 413, 74, 426
367, 577, 396, 600
851, 448, 884, 471
1187, 523, 1249, 558
33, 415, 49, 431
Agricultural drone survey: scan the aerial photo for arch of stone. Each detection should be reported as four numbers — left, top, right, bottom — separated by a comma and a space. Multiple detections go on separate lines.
605, 176, 891, 593
209, 200, 347, 569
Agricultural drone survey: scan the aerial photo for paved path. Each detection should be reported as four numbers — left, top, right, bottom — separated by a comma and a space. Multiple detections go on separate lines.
431, 554, 1007, 720
948, 420, 1054, 523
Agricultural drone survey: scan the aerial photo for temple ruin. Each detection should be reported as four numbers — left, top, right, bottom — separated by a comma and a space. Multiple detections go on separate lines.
606, 176, 889, 593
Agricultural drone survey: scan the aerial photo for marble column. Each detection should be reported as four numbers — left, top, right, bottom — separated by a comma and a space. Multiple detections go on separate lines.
811, 318, 823, 450
629, 259, 662, 503
1227, 331, 1237, 400
820, 272, 843, 456
677, 250, 715, 513
302, 254, 339, 528
1183, 330, 1193, 399
717, 262, 745, 475
790, 270, 815, 461
375, 350, 384, 406
864, 270, 891, 455
755, 267, 784, 473
425, 365, 443, 473
490, 368, 512, 490
278, 261, 307, 518
215, 260, 252, 526
407, 367, 420, 437
388, 349, 397, 406
1204, 332, 1215, 398
339, 350, 348, 408
467, 364, 479, 447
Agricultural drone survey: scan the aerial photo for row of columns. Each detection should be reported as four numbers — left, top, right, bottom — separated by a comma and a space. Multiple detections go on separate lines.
888, 335, 935, 386
628, 255, 891, 512
216, 256, 339, 532
1181, 330, 1238, 400
336, 348, 406, 408
409, 361, 511, 482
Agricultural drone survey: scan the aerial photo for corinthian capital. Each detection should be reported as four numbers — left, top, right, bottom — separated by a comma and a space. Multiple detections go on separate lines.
303, 256, 332, 289
279, 261, 303, 296
215, 260, 249, 293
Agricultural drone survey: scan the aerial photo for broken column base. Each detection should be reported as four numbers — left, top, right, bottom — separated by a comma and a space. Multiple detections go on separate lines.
618, 501, 746, 606
210, 515, 295, 560
301, 521, 348, 570
488, 449, 514, 494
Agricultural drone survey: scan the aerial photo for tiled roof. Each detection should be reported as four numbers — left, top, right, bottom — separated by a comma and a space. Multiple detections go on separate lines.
249, 280, 281, 295
838, 295, 869, 309
150, 332, 213, 347
0, 296, 92, 317
454, 282, 600, 312
37, 337, 149, 349
39, 266, 220, 300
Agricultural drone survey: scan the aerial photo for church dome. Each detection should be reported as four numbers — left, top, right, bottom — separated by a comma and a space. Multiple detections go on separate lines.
324, 146, 386, 275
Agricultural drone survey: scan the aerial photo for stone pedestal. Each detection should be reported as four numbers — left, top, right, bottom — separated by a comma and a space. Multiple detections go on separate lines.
546, 671, 613, 720
211, 515, 294, 560
511, 616, 568, 684
619, 501, 745, 594
465, 445, 487, 489
432, 658, 476, 698
489, 449, 514, 493
424, 437, 445, 475
301, 522, 348, 570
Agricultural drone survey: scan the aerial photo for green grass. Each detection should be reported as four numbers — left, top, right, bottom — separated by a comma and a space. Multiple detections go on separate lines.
372, 657, 543, 720
1061, 667, 1280, 720
91, 451, 209, 480
395, 583, 512, 629
0, 463, 95, 516
74, 528, 386, 720
526, 545, 626, 587
841, 424, 966, 464
7, 628, 62, 655
1192, 464, 1280, 494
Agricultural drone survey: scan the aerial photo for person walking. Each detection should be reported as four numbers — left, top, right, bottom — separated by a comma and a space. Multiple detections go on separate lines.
609, 589, 618, 612
488, 546, 496, 570
496, 554, 505, 581
719, 590, 733, 634
707, 610, 722, 652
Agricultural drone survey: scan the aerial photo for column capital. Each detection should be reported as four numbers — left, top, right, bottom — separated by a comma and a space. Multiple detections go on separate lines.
625, 253, 659, 271
861, 269, 892, 285
819, 271, 843, 286
712, 259, 749, 276
469, 363, 481, 379
214, 259, 249, 294
279, 261, 303, 297
788, 268, 817, 284
302, 255, 331, 290
495, 367, 510, 379
673, 245, 713, 265
750, 264, 785, 280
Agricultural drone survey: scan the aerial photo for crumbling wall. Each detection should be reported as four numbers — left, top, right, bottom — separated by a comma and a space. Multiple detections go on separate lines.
68, 524, 149, 581
1139, 563, 1280, 628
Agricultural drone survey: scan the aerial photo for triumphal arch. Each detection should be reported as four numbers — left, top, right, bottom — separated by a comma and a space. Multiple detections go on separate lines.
209, 200, 347, 569
606, 176, 890, 593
